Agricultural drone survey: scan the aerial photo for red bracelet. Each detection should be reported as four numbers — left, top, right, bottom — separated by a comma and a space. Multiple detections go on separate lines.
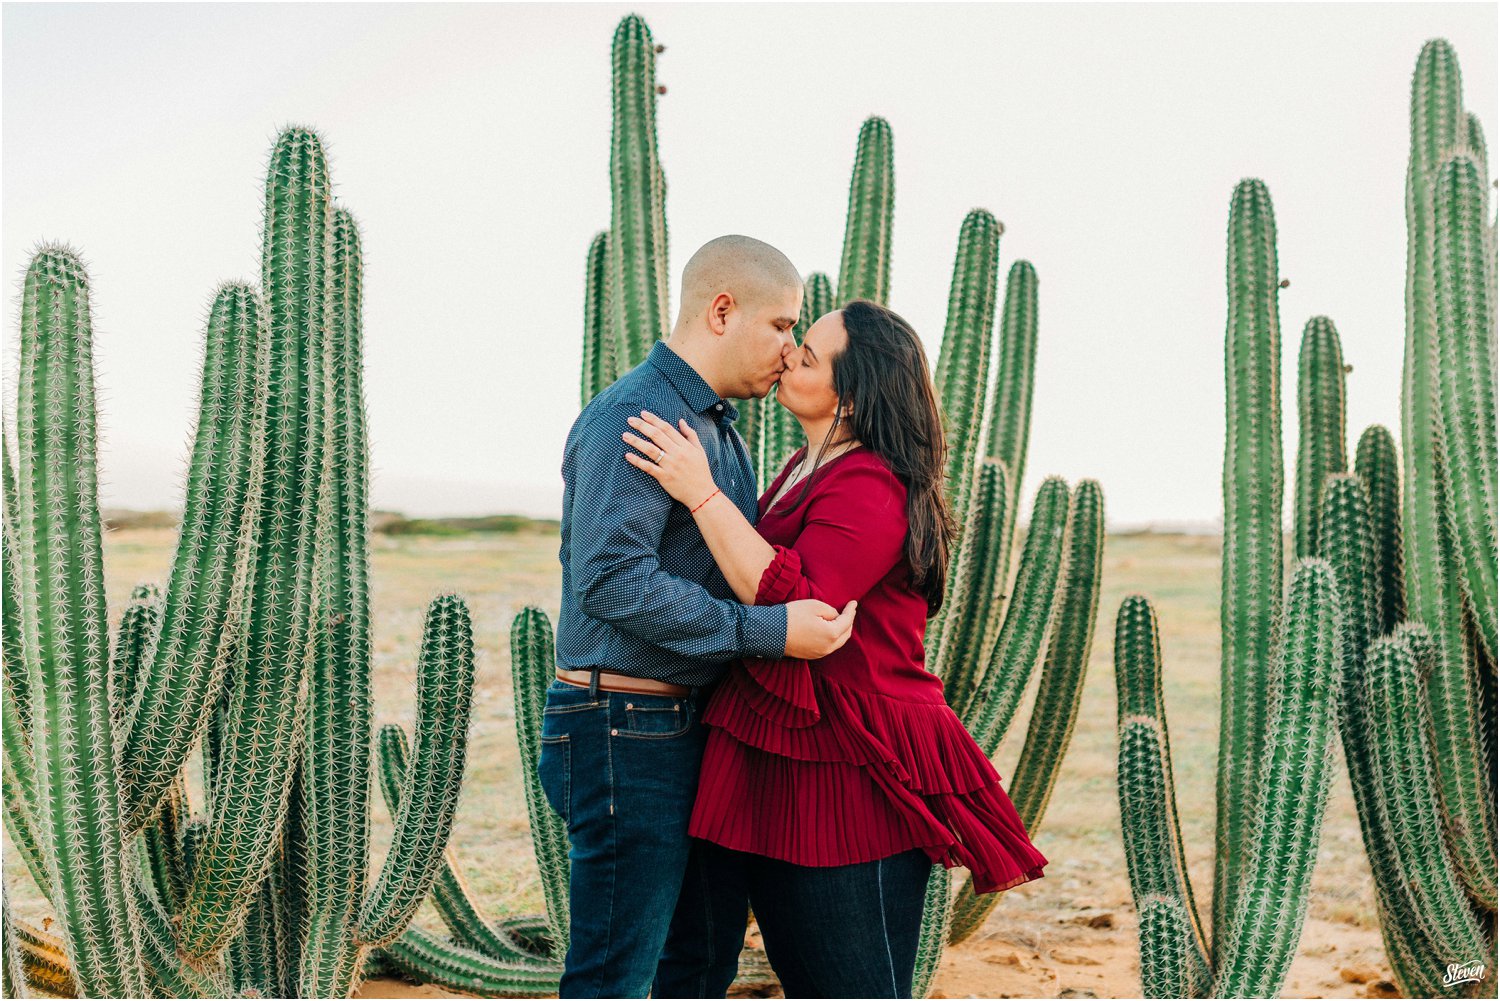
691, 487, 722, 514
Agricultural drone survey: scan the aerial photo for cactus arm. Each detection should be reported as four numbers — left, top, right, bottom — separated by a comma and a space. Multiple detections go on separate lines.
355, 594, 478, 947
2, 684, 49, 904
962, 477, 1071, 752
374, 724, 558, 967
109, 585, 160, 727
14, 246, 146, 996
1293, 316, 1348, 558
608, 15, 669, 370
2, 889, 26, 1000
2, 430, 29, 732
933, 209, 1002, 530
986, 261, 1040, 492
1111, 596, 1211, 979
1360, 626, 1492, 975
931, 462, 1009, 690
837, 117, 894, 306
1354, 425, 1405, 633
582, 230, 612, 406
1400, 41, 1496, 916
509, 608, 571, 951
118, 284, 268, 835
379, 925, 562, 997
1211, 560, 1343, 998
175, 126, 333, 962
948, 479, 1103, 945
1431, 153, 1497, 661
295, 205, 375, 998
1215, 178, 1284, 962
1136, 895, 1211, 998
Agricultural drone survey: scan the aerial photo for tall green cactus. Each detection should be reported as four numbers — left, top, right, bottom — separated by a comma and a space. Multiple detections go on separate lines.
1354, 424, 1405, 633
608, 14, 670, 371
12, 246, 146, 997
581, 231, 612, 406
2, 126, 480, 999
838, 116, 895, 306
1400, 38, 1496, 915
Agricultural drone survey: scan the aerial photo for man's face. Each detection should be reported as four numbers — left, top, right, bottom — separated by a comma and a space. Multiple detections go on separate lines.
726, 285, 802, 399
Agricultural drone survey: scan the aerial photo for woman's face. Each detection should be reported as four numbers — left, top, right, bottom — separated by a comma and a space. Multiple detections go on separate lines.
775, 310, 848, 420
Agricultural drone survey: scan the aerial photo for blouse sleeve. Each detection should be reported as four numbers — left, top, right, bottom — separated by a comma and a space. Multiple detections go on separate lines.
754, 460, 909, 607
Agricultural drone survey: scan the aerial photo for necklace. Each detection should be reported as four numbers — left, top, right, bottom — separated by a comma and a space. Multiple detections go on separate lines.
769, 439, 861, 510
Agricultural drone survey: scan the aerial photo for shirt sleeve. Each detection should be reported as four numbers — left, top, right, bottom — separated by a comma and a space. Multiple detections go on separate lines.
754, 460, 908, 608
567, 403, 788, 660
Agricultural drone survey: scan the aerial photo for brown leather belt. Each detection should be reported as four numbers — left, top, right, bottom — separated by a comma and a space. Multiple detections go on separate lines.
555, 668, 691, 698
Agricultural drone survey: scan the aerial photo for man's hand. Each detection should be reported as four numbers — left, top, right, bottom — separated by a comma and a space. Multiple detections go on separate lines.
783, 599, 857, 659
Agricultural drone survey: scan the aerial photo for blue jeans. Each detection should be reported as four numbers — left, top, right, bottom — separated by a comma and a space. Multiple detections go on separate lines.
656, 839, 934, 998
537, 677, 710, 998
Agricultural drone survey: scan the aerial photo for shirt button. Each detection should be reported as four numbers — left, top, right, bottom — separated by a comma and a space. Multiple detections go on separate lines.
715, 403, 724, 411
611, 728, 619, 736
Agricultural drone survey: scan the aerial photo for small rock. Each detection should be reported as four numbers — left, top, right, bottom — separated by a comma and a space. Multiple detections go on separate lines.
1067, 910, 1115, 929
1057, 990, 1098, 999
1339, 965, 1379, 984
983, 950, 1030, 972
1361, 980, 1400, 999
1050, 949, 1101, 966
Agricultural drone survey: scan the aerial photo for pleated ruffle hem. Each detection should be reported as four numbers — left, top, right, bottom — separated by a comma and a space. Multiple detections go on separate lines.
688, 654, 1049, 895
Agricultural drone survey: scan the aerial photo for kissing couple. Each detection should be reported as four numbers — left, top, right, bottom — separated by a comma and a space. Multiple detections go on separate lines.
541, 235, 1049, 998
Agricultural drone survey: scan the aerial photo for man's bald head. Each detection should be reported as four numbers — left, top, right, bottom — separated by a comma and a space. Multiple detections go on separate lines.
675, 235, 802, 329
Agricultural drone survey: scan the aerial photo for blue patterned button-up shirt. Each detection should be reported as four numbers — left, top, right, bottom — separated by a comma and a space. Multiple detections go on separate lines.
557, 341, 789, 687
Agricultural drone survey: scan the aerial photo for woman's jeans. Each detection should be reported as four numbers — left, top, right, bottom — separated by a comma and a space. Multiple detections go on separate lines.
656, 839, 935, 999
537, 677, 711, 998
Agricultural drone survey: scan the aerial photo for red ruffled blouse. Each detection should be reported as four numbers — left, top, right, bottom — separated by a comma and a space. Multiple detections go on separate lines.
687, 446, 1049, 894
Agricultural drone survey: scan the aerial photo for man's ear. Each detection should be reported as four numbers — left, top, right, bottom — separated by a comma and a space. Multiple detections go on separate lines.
707, 291, 735, 336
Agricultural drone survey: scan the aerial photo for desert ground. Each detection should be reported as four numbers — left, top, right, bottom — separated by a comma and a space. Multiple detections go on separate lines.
2, 527, 1399, 999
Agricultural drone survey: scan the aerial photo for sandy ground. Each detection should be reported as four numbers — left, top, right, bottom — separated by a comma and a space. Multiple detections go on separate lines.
7, 529, 1407, 999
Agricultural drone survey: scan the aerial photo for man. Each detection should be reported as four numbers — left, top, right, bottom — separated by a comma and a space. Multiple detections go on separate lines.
542, 234, 857, 998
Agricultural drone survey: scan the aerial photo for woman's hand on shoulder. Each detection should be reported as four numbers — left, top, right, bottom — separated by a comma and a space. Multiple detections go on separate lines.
623, 410, 719, 507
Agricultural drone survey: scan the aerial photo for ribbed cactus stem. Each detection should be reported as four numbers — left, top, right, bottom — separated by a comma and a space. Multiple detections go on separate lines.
356, 593, 478, 947
1401, 41, 1496, 913
582, 230, 612, 406
934, 209, 1001, 530
933, 461, 1009, 696
177, 125, 333, 961
837, 116, 894, 305
1354, 425, 1405, 633
1216, 177, 1284, 962
949, 479, 1102, 945
3, 886, 27, 1000
1211, 559, 1342, 997
986, 260, 1039, 468
380, 925, 564, 997
119, 282, 268, 836
1294, 316, 1348, 559
375, 724, 561, 968
963, 476, 1070, 754
510, 608, 571, 952
297, 205, 375, 997
110, 584, 160, 727
13, 246, 146, 996
1431, 152, 1497, 661
1361, 626, 1492, 975
1112, 597, 1210, 970
608, 14, 670, 369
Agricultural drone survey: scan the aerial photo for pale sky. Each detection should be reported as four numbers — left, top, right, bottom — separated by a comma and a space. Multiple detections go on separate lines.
3, 3, 1495, 528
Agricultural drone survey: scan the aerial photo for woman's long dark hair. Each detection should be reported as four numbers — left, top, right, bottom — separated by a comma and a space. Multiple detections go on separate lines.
793, 298, 956, 614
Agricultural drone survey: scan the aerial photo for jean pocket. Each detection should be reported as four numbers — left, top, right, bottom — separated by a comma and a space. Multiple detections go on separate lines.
544, 680, 604, 715
618, 695, 691, 739
538, 735, 570, 823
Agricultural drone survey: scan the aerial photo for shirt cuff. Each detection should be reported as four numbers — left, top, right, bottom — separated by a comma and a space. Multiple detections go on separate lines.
738, 603, 788, 659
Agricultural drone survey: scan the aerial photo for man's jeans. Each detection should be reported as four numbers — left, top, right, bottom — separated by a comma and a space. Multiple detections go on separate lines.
537, 677, 710, 998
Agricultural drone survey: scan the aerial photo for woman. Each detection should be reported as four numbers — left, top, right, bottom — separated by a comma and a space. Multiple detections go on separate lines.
621, 299, 1047, 998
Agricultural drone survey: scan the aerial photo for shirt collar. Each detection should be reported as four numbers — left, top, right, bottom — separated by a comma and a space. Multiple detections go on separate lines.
648, 341, 738, 422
